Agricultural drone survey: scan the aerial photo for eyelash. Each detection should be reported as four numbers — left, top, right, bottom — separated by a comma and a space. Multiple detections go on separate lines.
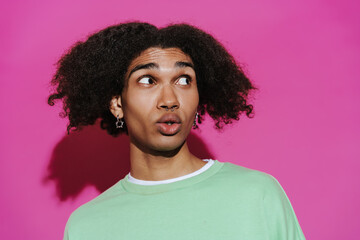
137, 75, 192, 85
138, 75, 154, 84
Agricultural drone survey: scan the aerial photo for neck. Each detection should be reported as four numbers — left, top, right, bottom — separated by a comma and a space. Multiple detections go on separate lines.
129, 141, 205, 181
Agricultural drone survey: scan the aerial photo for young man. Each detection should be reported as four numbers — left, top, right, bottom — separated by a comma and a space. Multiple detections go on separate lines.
49, 22, 306, 240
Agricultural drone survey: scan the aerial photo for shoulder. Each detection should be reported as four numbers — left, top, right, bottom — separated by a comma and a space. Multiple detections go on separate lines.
64, 179, 126, 234
210, 160, 294, 205
216, 161, 283, 195
217, 161, 306, 239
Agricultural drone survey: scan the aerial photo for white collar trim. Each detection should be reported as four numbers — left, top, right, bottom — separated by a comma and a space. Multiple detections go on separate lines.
127, 159, 214, 185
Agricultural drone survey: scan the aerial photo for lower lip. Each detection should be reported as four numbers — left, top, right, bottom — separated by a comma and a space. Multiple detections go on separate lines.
156, 123, 181, 135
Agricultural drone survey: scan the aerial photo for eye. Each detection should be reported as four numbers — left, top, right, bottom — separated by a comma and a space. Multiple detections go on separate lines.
138, 76, 154, 84
176, 76, 191, 85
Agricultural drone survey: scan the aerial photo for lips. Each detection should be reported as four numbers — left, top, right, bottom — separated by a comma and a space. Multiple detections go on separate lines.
156, 114, 182, 135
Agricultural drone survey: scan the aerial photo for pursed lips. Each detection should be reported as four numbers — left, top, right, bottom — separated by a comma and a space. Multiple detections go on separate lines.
156, 114, 181, 125
156, 114, 182, 135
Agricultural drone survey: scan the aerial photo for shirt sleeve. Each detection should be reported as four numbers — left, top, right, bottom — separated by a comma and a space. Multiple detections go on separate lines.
263, 175, 306, 240
63, 220, 70, 240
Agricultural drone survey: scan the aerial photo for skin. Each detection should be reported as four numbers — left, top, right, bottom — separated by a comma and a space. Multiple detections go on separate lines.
110, 47, 206, 181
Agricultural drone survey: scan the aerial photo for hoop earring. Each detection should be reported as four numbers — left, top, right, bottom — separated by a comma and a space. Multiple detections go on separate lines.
116, 115, 124, 129
193, 112, 199, 127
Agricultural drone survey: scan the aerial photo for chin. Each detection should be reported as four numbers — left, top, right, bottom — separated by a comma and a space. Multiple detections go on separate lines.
152, 137, 186, 153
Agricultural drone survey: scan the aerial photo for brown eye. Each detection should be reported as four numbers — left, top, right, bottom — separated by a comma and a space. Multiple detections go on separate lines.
138, 76, 154, 84
176, 76, 191, 85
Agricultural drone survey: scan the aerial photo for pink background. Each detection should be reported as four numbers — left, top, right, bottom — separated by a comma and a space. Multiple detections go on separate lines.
1, 0, 359, 239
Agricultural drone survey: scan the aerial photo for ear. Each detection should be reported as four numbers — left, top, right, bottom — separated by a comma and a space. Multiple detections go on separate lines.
109, 96, 124, 118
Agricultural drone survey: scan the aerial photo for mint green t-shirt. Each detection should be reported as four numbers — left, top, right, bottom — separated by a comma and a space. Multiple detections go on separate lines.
64, 160, 306, 239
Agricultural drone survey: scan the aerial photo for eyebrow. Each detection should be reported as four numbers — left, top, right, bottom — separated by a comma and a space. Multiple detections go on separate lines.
175, 61, 194, 69
127, 61, 194, 79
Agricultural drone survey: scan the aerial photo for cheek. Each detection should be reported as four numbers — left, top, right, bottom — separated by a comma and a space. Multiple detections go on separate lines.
182, 89, 199, 110
122, 93, 154, 129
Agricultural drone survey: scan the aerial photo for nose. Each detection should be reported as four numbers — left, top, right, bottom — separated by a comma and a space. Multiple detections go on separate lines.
157, 84, 179, 111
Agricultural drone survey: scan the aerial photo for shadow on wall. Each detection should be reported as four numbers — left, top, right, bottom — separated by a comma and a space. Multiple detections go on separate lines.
44, 120, 215, 201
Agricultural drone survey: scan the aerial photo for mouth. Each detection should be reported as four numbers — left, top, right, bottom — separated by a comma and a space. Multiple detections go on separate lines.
156, 114, 182, 136
156, 122, 181, 136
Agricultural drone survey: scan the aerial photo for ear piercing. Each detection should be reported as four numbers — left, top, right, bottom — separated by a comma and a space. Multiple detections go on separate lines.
193, 112, 199, 127
116, 115, 124, 128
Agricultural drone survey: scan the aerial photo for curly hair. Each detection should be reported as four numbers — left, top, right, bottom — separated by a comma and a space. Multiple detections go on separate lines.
48, 22, 257, 136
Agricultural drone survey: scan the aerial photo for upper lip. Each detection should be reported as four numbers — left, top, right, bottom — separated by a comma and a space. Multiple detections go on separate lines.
156, 114, 181, 124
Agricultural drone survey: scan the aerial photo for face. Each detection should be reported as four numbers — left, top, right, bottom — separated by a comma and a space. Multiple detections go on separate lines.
111, 47, 199, 153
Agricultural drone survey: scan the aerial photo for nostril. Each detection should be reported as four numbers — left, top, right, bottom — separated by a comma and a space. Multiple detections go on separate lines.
161, 105, 179, 111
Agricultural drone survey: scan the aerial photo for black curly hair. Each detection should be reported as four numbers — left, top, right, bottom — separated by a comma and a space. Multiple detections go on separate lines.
48, 22, 257, 136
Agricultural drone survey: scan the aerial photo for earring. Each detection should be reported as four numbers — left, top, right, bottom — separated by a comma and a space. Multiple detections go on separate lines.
193, 112, 199, 127
116, 115, 124, 128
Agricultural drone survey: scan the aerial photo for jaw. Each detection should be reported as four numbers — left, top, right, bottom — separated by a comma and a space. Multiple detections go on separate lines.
129, 136, 187, 158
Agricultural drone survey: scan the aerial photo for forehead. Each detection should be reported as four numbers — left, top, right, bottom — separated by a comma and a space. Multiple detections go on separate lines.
127, 47, 193, 70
